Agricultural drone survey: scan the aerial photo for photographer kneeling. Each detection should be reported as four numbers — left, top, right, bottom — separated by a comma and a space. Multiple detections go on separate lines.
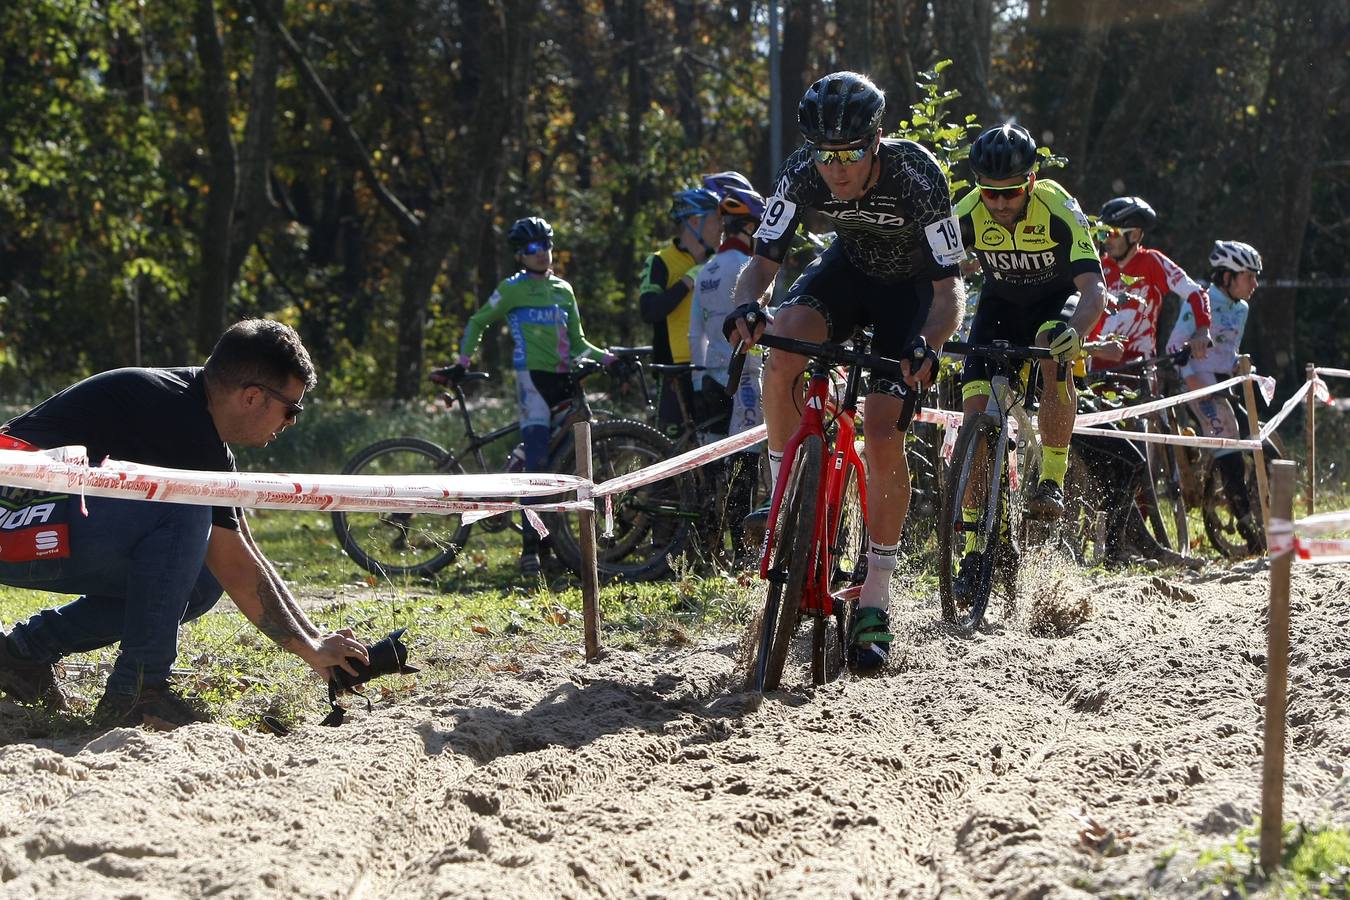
0, 319, 368, 730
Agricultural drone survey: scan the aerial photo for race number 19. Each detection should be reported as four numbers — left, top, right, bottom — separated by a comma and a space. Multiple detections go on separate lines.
755, 197, 796, 241
925, 215, 964, 266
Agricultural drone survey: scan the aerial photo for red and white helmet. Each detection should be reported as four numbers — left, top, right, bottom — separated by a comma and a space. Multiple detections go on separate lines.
1209, 240, 1263, 274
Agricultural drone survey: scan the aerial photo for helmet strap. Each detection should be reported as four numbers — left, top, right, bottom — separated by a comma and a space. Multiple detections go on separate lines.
681, 216, 716, 260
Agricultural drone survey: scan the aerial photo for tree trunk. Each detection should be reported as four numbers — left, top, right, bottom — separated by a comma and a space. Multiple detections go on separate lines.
1245, 0, 1350, 383
227, 0, 283, 289
931, 0, 993, 124
192, 0, 240, 356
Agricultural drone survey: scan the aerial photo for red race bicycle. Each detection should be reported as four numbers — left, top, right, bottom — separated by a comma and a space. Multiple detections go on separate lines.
729, 317, 920, 692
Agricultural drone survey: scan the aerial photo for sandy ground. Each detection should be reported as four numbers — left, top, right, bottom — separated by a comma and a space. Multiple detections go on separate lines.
1, 558, 1347, 899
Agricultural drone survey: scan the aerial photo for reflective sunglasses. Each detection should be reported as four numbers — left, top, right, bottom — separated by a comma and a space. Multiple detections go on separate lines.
522, 240, 552, 255
248, 383, 304, 419
978, 178, 1032, 200
810, 143, 870, 166
1105, 226, 1138, 240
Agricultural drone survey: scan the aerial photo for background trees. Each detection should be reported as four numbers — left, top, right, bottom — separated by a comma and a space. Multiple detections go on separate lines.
1, 0, 1345, 398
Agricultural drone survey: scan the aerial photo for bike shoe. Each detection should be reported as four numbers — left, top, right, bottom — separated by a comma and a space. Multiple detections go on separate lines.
847, 607, 892, 674
519, 548, 542, 577
741, 502, 771, 554
953, 551, 985, 604
1025, 480, 1065, 520
0, 633, 69, 711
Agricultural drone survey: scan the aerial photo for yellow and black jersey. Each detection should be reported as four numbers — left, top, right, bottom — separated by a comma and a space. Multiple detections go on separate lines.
954, 178, 1101, 305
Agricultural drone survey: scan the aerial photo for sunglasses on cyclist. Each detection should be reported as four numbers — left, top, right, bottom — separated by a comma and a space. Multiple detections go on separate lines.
978, 178, 1032, 200
810, 142, 871, 166
1105, 226, 1139, 240
248, 382, 304, 420
521, 240, 552, 255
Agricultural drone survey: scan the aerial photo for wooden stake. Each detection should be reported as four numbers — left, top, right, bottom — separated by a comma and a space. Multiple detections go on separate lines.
1260, 460, 1296, 871
1239, 355, 1272, 533
574, 421, 602, 660
1305, 363, 1316, 517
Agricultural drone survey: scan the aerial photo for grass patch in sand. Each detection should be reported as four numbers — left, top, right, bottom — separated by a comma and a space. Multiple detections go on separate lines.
1182, 820, 1350, 898
0, 509, 757, 738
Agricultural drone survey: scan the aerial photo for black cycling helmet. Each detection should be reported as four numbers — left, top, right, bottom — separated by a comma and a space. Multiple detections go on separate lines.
797, 72, 885, 146
1099, 196, 1157, 230
507, 216, 554, 253
968, 123, 1038, 180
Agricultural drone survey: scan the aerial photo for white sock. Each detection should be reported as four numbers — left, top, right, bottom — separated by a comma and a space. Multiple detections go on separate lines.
768, 450, 783, 493
860, 540, 900, 610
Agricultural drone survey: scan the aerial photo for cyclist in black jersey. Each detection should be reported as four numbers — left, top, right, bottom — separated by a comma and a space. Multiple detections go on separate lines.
725, 71, 966, 674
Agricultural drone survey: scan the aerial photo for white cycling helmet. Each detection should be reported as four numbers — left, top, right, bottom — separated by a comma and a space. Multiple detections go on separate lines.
1209, 240, 1263, 274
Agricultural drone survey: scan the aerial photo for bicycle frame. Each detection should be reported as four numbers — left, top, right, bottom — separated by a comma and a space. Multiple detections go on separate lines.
758, 360, 868, 619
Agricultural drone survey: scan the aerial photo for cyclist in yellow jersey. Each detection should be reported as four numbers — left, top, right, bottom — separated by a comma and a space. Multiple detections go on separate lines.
639, 188, 722, 434
951, 124, 1105, 592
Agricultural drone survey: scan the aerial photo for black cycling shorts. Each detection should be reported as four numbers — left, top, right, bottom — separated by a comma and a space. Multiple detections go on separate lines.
959, 288, 1079, 387
780, 245, 933, 397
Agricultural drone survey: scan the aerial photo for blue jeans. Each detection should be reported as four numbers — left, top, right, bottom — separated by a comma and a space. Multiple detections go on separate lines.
0, 496, 222, 695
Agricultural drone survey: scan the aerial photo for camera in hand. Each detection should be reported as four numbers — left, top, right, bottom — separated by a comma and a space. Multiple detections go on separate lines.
329, 627, 419, 698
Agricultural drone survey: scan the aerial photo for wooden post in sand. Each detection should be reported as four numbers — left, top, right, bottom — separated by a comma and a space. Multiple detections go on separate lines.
574, 421, 602, 660
1305, 363, 1317, 517
1239, 355, 1271, 533
1260, 460, 1296, 871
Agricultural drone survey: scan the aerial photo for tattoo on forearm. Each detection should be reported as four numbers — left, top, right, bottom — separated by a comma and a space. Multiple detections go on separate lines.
255, 574, 306, 649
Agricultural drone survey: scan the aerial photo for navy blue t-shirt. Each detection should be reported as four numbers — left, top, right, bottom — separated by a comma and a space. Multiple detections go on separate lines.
4, 367, 240, 530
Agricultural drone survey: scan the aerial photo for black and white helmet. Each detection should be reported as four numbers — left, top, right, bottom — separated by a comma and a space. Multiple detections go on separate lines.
1209, 240, 1263, 275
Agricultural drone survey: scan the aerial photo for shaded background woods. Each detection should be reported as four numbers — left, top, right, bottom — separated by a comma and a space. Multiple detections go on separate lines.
1, 0, 1346, 402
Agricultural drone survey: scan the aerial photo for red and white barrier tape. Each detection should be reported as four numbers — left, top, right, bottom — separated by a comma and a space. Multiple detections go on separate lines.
1076, 372, 1272, 428
1257, 377, 1330, 443
0, 448, 588, 519
592, 425, 766, 498
1269, 515, 1350, 564
1315, 367, 1350, 380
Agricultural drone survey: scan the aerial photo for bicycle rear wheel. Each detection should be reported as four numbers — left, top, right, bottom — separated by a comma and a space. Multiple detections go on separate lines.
749, 434, 823, 693
938, 415, 1006, 631
1202, 440, 1280, 558
547, 419, 697, 581
331, 438, 471, 578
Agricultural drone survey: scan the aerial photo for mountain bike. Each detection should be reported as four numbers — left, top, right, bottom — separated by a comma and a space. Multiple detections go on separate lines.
330, 361, 694, 581
613, 348, 769, 569
937, 340, 1057, 632
728, 318, 920, 692
1084, 348, 1195, 557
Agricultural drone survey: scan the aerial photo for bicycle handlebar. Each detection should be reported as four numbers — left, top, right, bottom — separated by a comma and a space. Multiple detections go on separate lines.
726, 316, 923, 430
940, 340, 1055, 361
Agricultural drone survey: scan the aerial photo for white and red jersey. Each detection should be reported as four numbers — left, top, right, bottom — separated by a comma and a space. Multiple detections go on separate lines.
1088, 247, 1210, 366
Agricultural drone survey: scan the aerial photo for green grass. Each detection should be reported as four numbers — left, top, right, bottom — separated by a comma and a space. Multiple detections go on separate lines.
0, 509, 758, 739
1181, 820, 1350, 898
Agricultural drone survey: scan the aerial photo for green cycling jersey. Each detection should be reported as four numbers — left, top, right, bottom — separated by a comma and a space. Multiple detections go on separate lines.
459, 270, 606, 372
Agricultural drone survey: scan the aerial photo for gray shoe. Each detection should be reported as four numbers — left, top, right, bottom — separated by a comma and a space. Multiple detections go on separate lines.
519, 548, 542, 577
1026, 480, 1065, 520
0, 633, 68, 711
93, 683, 212, 731
741, 502, 771, 554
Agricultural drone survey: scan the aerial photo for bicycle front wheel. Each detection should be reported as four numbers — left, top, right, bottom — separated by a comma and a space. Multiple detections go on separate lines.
547, 419, 697, 581
938, 415, 1006, 631
749, 434, 823, 693
331, 438, 472, 578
